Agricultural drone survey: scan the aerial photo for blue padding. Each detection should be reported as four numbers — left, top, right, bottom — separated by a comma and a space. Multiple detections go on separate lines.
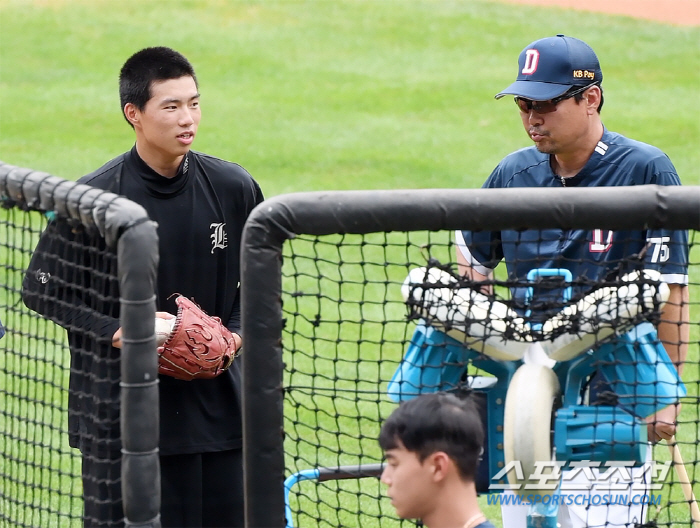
594, 322, 686, 418
387, 323, 471, 402
555, 406, 647, 466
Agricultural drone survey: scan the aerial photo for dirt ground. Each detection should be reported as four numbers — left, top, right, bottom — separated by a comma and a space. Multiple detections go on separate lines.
495, 0, 700, 26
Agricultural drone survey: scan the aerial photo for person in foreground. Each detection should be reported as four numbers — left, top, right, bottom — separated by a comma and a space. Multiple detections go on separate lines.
456, 35, 689, 528
378, 392, 496, 528
23, 46, 263, 527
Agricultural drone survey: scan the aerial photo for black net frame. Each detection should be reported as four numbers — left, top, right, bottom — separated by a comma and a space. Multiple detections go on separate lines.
241, 185, 700, 528
0, 162, 160, 527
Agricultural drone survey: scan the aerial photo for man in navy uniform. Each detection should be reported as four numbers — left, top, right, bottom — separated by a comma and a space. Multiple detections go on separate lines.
456, 35, 688, 528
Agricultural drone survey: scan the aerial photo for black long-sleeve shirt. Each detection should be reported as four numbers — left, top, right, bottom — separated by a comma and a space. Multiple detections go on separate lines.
23, 146, 264, 455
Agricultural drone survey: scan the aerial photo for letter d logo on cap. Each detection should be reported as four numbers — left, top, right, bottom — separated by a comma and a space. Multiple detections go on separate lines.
521, 49, 539, 75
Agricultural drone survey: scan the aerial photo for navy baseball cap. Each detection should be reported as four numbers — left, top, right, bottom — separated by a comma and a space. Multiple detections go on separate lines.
495, 35, 602, 100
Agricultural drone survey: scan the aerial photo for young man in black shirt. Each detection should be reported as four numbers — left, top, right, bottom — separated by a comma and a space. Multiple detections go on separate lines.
23, 46, 263, 527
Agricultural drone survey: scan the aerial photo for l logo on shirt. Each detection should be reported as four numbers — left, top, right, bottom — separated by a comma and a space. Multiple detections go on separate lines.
210, 223, 228, 253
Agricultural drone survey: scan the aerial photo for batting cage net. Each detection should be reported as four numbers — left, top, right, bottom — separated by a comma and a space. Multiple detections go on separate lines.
0, 162, 160, 528
241, 186, 700, 528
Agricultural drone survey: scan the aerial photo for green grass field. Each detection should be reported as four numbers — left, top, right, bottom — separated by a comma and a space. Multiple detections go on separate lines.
1, 0, 698, 527
1, 0, 698, 192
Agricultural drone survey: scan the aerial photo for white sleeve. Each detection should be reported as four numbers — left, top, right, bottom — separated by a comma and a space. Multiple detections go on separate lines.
659, 272, 688, 285
454, 230, 494, 277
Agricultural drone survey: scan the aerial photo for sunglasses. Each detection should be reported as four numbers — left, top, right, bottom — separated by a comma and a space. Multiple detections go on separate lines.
514, 82, 598, 114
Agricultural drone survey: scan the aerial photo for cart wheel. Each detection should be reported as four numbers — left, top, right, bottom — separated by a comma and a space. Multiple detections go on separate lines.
504, 363, 560, 497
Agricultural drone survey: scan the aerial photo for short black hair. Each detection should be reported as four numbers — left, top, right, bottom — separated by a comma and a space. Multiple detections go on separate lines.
379, 392, 484, 482
119, 46, 198, 126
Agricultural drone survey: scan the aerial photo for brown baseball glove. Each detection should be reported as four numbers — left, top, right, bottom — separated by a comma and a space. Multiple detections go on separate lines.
158, 295, 238, 381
